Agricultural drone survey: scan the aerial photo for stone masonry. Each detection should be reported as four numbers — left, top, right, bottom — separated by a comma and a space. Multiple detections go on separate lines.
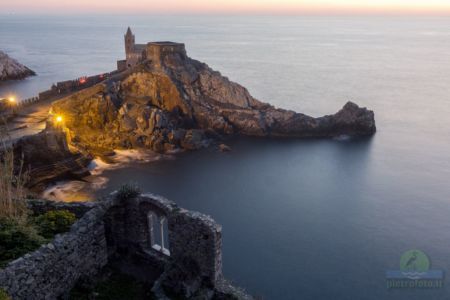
0, 194, 252, 299
0, 202, 108, 299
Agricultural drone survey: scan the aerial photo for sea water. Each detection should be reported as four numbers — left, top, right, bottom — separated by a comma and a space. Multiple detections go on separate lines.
1, 15, 450, 299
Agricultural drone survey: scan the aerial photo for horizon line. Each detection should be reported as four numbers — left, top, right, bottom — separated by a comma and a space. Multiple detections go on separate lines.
3, 10, 450, 17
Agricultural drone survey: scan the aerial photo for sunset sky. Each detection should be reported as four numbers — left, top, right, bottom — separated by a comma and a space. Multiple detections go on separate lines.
2, 0, 450, 14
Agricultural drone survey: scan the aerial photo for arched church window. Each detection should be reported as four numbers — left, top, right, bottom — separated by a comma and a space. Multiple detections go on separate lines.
147, 211, 170, 256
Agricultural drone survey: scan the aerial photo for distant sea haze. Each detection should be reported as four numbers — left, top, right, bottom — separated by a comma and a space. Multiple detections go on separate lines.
1, 15, 450, 299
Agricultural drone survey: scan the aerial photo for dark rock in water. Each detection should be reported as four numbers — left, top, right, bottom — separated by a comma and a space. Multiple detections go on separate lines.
50, 44, 375, 154
12, 128, 91, 190
0, 51, 36, 81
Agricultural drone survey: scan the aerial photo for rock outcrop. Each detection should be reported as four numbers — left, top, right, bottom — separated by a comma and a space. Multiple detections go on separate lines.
12, 128, 91, 190
50, 45, 375, 154
0, 51, 35, 81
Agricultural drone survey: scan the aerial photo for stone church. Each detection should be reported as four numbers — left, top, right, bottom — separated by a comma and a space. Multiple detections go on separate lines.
117, 27, 186, 71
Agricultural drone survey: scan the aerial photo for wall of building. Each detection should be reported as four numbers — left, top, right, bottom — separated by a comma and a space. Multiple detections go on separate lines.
145, 43, 187, 67
103, 193, 223, 297
0, 203, 109, 299
0, 194, 250, 299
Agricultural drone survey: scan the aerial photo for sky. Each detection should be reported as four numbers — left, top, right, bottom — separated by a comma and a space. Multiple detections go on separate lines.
2, 0, 450, 14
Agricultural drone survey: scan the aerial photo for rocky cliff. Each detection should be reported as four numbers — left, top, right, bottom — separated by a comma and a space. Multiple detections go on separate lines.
12, 128, 91, 190
0, 51, 35, 81
51, 46, 376, 154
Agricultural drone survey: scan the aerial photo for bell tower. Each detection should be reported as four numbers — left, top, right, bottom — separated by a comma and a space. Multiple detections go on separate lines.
124, 27, 135, 59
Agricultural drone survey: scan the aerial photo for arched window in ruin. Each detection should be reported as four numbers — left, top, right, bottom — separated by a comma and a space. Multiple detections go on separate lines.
147, 211, 170, 256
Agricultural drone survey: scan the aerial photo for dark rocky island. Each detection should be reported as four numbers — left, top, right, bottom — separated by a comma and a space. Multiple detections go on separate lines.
10, 29, 375, 189
0, 51, 35, 81
50, 34, 375, 156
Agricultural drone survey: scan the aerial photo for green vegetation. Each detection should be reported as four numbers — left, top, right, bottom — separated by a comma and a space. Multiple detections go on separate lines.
0, 210, 77, 268
0, 218, 45, 267
0, 288, 11, 300
70, 268, 154, 300
116, 182, 141, 201
34, 210, 76, 239
0, 122, 28, 221
0, 125, 77, 268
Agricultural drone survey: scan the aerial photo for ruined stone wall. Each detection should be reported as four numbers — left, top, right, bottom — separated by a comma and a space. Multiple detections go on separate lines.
28, 199, 96, 218
0, 203, 109, 300
104, 193, 223, 290
0, 194, 249, 299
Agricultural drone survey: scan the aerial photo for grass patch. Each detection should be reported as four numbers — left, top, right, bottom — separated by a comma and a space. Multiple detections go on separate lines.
0, 210, 76, 268
0, 288, 11, 300
0, 218, 44, 268
34, 210, 76, 239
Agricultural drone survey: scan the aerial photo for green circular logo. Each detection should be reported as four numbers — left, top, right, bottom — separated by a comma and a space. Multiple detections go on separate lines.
400, 250, 430, 272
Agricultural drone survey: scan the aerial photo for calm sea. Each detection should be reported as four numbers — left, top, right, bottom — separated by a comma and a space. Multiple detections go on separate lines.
1, 15, 450, 299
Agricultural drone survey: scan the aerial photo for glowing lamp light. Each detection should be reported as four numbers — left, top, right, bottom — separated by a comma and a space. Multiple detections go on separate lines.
55, 115, 63, 123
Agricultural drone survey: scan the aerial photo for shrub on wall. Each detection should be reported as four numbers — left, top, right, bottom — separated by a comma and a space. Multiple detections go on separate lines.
0, 218, 45, 267
34, 210, 76, 239
0, 288, 11, 300
115, 183, 141, 201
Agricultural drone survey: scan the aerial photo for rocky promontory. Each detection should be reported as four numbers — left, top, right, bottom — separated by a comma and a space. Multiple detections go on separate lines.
50, 44, 375, 155
0, 50, 35, 81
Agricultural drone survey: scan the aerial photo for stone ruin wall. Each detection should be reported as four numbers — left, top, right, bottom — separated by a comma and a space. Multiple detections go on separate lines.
105, 193, 223, 288
0, 194, 236, 299
0, 202, 109, 299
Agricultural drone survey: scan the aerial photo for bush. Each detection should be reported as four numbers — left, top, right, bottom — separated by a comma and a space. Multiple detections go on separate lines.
34, 210, 76, 239
0, 289, 10, 300
115, 183, 141, 201
0, 218, 45, 267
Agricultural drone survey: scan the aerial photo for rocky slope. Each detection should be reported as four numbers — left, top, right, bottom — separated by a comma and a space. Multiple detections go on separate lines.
50, 46, 375, 154
13, 128, 91, 190
0, 50, 35, 81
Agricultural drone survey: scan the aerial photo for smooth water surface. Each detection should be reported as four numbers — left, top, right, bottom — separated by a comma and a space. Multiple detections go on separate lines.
1, 15, 450, 299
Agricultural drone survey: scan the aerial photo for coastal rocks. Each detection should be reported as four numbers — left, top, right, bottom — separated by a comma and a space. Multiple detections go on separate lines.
12, 128, 91, 189
0, 51, 35, 81
50, 44, 375, 154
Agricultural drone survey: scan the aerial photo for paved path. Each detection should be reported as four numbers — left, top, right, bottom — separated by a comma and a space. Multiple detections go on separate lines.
2, 98, 54, 142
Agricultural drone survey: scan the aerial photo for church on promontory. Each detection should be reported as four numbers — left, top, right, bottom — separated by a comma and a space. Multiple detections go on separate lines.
117, 27, 186, 71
